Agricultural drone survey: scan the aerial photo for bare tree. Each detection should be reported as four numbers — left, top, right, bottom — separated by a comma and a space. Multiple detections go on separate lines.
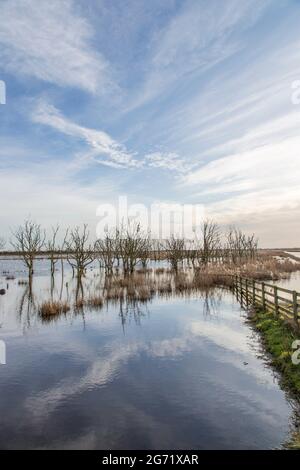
199, 220, 220, 265
119, 221, 149, 274
59, 228, 69, 279
47, 225, 60, 277
95, 228, 117, 275
140, 234, 152, 269
59, 228, 69, 300
186, 238, 200, 268
65, 225, 94, 278
151, 239, 161, 262
164, 236, 185, 271
11, 220, 45, 278
226, 226, 258, 264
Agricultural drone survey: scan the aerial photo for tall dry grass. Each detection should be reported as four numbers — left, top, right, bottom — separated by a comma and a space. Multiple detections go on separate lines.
39, 300, 70, 318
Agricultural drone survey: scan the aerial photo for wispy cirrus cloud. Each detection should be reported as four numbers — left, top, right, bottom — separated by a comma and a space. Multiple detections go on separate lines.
184, 114, 300, 191
0, 0, 110, 93
32, 100, 141, 169
32, 100, 192, 173
126, 0, 270, 111
182, 113, 300, 241
2, 0, 300, 247
145, 152, 193, 173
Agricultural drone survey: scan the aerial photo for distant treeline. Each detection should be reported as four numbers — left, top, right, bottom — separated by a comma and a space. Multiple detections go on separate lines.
1, 218, 259, 279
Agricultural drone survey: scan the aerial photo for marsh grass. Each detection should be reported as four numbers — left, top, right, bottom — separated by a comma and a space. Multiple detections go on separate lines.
34, 253, 300, 324
174, 273, 190, 292
251, 309, 300, 396
285, 431, 300, 449
136, 286, 152, 302
106, 288, 124, 301
155, 267, 166, 275
87, 296, 104, 309
158, 281, 172, 294
136, 268, 153, 274
240, 256, 300, 281
39, 300, 70, 318
74, 298, 84, 310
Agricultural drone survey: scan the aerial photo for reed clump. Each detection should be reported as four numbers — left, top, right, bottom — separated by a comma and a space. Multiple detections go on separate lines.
136, 268, 152, 274
39, 300, 70, 318
110, 274, 147, 288
126, 285, 136, 299
106, 288, 124, 301
238, 258, 300, 281
155, 267, 166, 275
174, 273, 191, 292
158, 281, 172, 294
75, 298, 84, 310
136, 286, 152, 302
87, 296, 104, 309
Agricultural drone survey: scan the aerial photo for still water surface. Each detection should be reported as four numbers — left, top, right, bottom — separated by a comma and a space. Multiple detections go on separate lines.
0, 258, 299, 449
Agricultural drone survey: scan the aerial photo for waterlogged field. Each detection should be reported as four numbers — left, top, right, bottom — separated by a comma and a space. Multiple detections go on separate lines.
272, 271, 300, 293
0, 257, 299, 450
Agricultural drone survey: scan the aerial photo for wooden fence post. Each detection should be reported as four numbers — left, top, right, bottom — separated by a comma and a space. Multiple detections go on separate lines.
274, 286, 279, 316
262, 282, 266, 311
240, 277, 243, 305
293, 291, 298, 323
245, 278, 249, 306
252, 280, 256, 307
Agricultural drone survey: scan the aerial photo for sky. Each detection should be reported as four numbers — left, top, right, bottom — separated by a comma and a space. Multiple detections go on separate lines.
0, 0, 300, 247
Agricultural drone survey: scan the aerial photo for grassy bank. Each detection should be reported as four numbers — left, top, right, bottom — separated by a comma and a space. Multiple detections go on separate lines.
250, 310, 300, 395
250, 310, 300, 448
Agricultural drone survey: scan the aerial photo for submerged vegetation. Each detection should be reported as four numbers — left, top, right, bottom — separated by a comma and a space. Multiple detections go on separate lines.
39, 300, 70, 319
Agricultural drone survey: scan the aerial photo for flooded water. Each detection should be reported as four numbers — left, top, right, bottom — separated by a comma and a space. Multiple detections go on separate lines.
285, 252, 300, 259
273, 272, 300, 293
0, 257, 298, 449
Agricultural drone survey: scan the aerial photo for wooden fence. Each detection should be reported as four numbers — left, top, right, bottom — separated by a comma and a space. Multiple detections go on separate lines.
232, 275, 300, 325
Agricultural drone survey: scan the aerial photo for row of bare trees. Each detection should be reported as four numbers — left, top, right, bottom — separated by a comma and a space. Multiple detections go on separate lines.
6, 219, 258, 278
95, 224, 152, 275
184, 222, 258, 270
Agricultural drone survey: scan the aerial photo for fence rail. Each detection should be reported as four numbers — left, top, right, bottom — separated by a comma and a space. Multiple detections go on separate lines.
232, 275, 300, 325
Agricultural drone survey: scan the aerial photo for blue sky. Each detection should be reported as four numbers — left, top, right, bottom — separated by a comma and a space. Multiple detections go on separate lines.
0, 0, 300, 246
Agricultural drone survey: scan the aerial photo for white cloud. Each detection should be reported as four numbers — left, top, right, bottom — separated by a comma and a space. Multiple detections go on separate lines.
32, 100, 141, 169
184, 117, 300, 191
178, 103, 300, 247
145, 152, 192, 173
126, 0, 270, 111
0, 0, 110, 93
0, 163, 119, 240
152, 0, 262, 71
32, 100, 193, 173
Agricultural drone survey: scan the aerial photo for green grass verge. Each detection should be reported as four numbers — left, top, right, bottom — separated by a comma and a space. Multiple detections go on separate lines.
250, 310, 300, 449
251, 310, 300, 395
